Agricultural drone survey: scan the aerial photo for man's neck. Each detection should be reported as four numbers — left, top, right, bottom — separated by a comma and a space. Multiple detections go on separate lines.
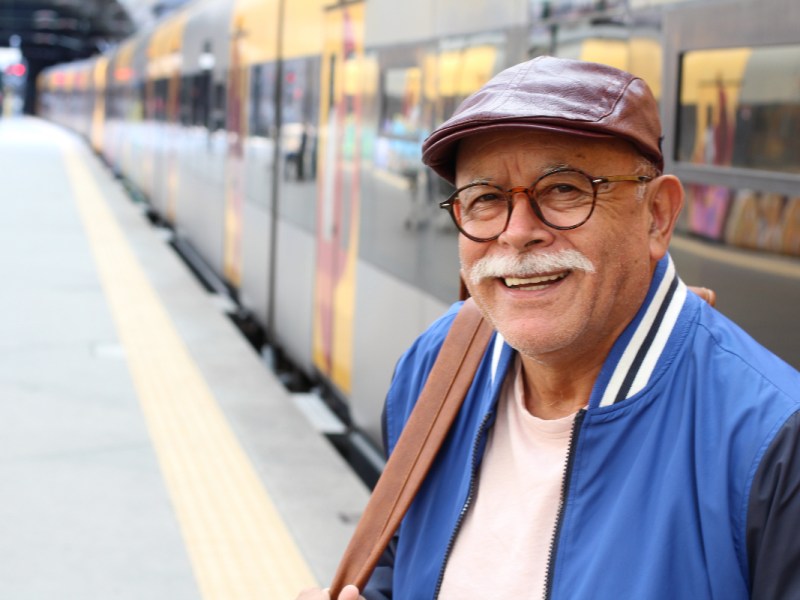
519, 353, 603, 420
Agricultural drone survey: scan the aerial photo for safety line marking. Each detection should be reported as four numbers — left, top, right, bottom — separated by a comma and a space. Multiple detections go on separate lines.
62, 141, 318, 598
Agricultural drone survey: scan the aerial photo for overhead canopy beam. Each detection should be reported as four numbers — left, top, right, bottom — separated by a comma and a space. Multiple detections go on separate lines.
0, 0, 135, 62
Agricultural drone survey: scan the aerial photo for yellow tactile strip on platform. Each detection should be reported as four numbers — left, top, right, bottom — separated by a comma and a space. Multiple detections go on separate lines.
63, 144, 317, 598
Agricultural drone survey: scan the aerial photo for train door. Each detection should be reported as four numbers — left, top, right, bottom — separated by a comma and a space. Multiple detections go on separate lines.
164, 41, 184, 224
223, 15, 248, 287
312, 0, 365, 396
143, 49, 157, 201
107, 39, 136, 172
151, 13, 187, 223
90, 56, 108, 154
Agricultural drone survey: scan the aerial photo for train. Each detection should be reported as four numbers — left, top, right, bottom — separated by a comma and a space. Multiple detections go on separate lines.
37, 0, 800, 452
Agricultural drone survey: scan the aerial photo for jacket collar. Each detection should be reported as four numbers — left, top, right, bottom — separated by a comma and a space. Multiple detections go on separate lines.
489, 255, 689, 408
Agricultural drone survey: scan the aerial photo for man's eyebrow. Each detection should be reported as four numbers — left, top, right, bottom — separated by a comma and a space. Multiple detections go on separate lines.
454, 175, 493, 187
464, 163, 574, 186
542, 162, 572, 174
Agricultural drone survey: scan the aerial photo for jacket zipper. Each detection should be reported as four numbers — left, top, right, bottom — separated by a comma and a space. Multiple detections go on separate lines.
432, 410, 494, 599
543, 408, 586, 600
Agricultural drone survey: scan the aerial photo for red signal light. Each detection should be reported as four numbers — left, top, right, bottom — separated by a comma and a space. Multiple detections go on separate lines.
6, 63, 26, 77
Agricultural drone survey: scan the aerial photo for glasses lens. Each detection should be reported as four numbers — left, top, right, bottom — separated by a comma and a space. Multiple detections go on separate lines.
532, 170, 595, 228
452, 183, 509, 240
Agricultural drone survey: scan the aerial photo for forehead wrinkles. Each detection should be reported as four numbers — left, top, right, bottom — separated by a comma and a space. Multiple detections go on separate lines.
456, 133, 588, 180
454, 130, 645, 186
455, 134, 571, 185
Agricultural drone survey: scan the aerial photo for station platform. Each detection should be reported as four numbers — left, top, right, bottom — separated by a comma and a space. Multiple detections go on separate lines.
0, 117, 370, 599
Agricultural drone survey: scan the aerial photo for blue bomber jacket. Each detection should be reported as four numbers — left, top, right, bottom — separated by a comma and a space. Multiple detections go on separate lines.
364, 256, 800, 600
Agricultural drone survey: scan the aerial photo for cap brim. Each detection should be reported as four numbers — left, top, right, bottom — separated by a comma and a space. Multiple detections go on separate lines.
424, 121, 648, 185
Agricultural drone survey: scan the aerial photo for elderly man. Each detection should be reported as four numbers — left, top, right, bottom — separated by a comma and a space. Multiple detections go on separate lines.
300, 56, 800, 600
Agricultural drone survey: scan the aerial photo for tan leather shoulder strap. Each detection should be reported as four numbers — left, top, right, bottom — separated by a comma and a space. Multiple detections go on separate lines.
330, 299, 493, 595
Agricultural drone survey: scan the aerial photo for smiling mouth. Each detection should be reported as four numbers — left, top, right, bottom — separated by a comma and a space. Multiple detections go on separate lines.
502, 271, 569, 290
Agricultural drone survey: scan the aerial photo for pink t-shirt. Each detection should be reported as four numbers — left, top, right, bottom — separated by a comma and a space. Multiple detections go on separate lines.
438, 359, 576, 598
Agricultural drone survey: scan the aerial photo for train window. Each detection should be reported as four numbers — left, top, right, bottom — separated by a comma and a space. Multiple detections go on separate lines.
373, 66, 425, 182
154, 78, 168, 122
677, 44, 800, 174
105, 86, 117, 118
138, 82, 146, 118
282, 58, 315, 130
436, 44, 500, 119
190, 72, 211, 127
179, 75, 191, 125
380, 67, 423, 140
249, 62, 276, 138
529, 0, 627, 20
249, 64, 264, 136
211, 81, 226, 131
281, 58, 319, 184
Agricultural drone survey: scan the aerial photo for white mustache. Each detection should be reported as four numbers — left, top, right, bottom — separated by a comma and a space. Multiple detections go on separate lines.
465, 249, 596, 286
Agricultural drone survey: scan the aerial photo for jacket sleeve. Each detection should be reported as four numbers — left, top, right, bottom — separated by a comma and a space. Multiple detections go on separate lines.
360, 403, 397, 599
746, 408, 800, 600
361, 535, 396, 600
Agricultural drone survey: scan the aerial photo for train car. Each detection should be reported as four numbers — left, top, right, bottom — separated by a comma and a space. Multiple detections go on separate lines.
88, 55, 110, 153
103, 36, 142, 177
38, 0, 800, 452
660, 0, 800, 368
38, 58, 92, 135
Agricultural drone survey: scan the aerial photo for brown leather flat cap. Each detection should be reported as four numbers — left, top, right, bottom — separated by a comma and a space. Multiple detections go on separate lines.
422, 56, 664, 183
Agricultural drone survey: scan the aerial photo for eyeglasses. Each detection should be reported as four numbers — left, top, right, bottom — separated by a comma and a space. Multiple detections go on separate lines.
439, 167, 653, 242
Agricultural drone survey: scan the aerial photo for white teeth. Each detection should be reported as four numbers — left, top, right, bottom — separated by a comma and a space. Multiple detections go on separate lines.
504, 272, 568, 288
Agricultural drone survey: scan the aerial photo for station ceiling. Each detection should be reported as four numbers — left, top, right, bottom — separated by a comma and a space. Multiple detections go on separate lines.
0, 0, 186, 65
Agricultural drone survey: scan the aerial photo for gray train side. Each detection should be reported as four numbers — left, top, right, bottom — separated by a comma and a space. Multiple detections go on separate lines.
38, 0, 800, 450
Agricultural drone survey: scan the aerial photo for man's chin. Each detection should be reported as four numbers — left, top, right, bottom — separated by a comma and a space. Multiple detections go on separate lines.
495, 319, 570, 353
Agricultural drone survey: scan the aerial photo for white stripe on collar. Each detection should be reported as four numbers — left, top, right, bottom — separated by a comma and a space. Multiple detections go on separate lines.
490, 331, 505, 385
626, 282, 687, 399
598, 257, 687, 407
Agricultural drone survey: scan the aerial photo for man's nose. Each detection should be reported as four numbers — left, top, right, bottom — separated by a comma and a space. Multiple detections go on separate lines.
499, 190, 555, 248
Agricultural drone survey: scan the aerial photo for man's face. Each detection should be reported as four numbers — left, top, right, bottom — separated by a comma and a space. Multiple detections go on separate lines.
456, 130, 665, 366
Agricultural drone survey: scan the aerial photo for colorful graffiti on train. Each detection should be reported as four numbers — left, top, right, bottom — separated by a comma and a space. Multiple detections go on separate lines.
312, 2, 365, 395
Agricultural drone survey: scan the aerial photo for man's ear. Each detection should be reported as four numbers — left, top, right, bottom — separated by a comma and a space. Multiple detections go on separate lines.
647, 174, 684, 262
